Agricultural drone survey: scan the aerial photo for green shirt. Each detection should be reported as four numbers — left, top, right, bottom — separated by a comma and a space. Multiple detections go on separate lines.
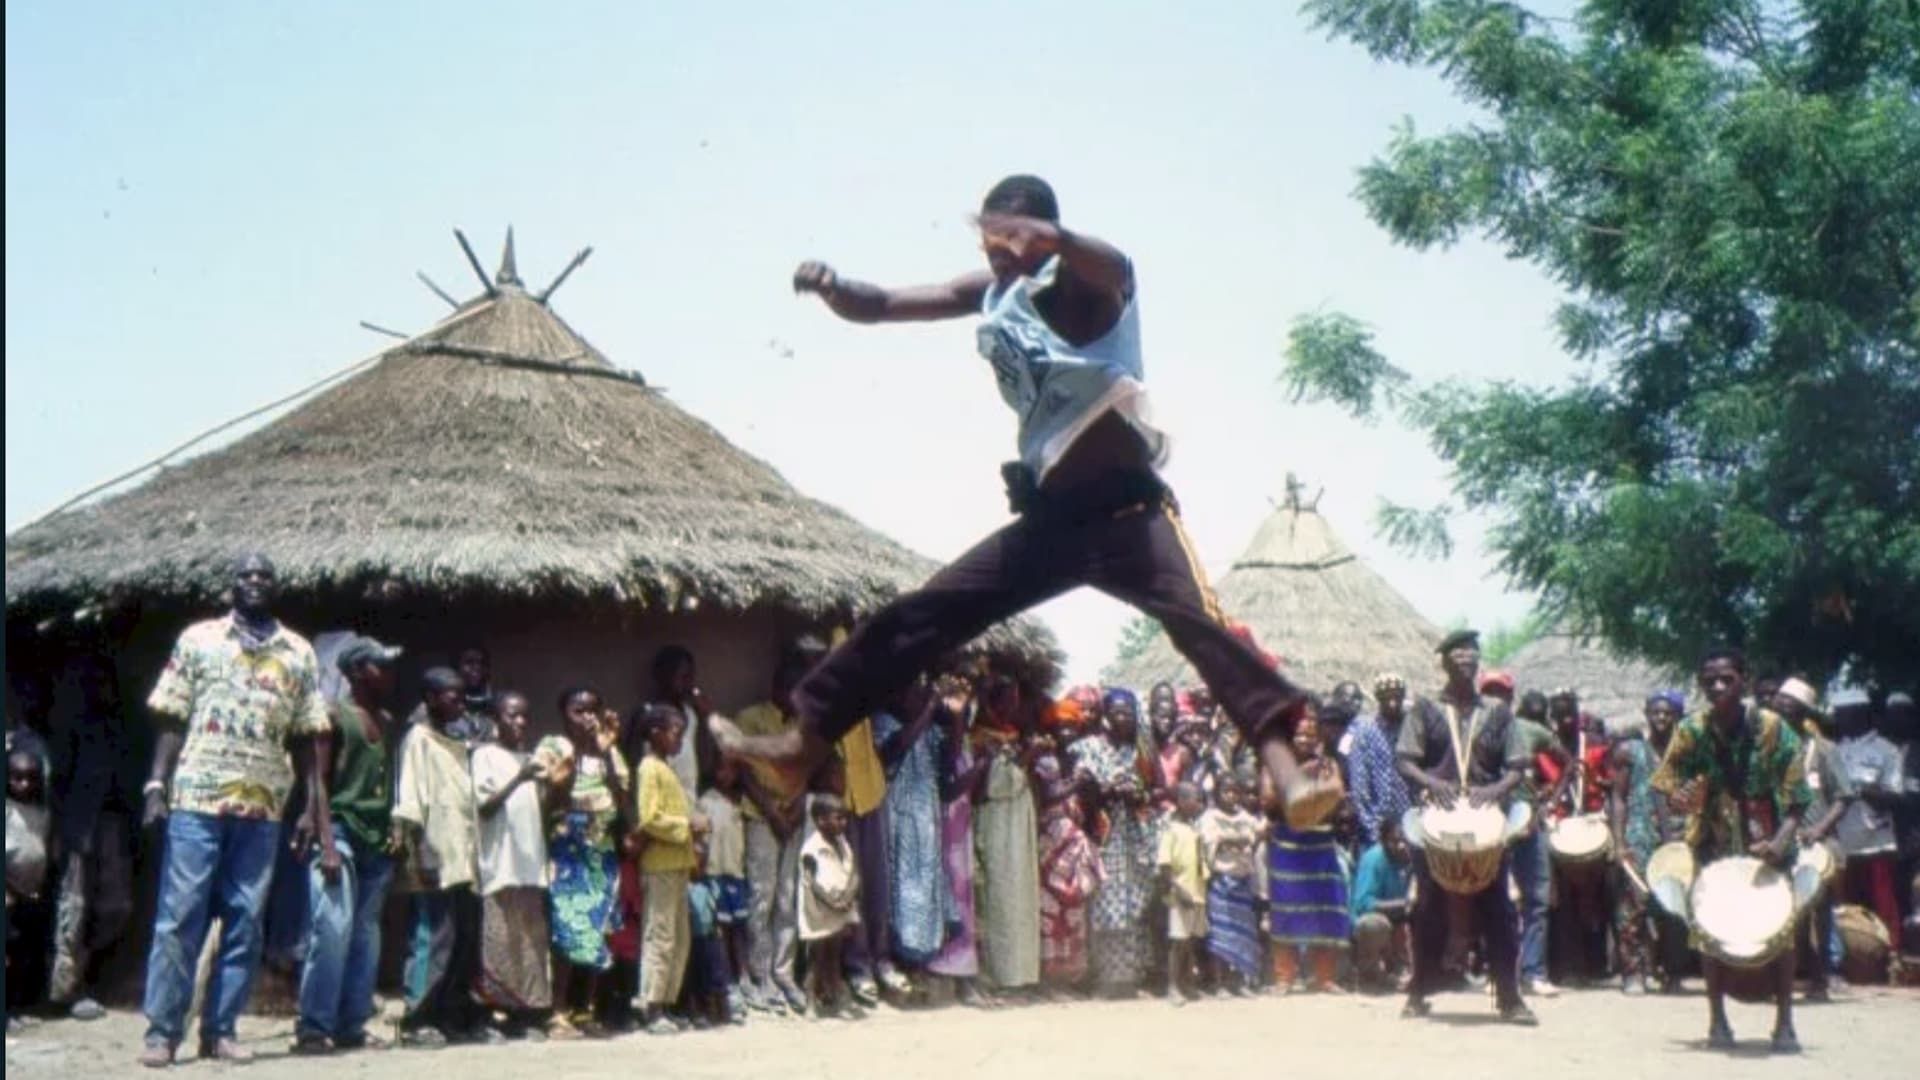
1650, 706, 1811, 859
328, 696, 392, 852
1512, 718, 1566, 804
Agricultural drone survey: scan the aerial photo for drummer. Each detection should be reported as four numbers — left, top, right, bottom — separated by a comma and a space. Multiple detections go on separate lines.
1650, 646, 1813, 1055
1775, 678, 1855, 1002
1544, 689, 1612, 986
1393, 629, 1536, 1025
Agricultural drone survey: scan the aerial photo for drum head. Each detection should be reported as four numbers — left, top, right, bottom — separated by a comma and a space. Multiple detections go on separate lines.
1646, 842, 1695, 919
1792, 843, 1836, 912
1548, 814, 1613, 860
1400, 807, 1428, 849
1419, 804, 1506, 851
1691, 856, 1793, 967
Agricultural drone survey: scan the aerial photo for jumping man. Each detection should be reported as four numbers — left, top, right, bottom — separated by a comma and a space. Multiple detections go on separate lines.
712, 176, 1327, 821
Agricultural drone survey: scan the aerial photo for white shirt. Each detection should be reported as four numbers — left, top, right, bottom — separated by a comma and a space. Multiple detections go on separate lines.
470, 744, 549, 894
976, 255, 1168, 482
697, 788, 746, 879
668, 702, 701, 799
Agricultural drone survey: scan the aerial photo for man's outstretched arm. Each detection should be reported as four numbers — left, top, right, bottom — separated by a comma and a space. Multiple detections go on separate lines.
793, 261, 991, 324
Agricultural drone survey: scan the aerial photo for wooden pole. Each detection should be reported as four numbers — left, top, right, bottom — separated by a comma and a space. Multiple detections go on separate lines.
359, 320, 410, 339
536, 246, 594, 304
415, 271, 461, 309
454, 228, 496, 295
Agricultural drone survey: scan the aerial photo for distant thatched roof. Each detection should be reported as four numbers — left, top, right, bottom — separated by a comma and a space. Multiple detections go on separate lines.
1108, 479, 1441, 693
1504, 631, 1683, 723
5, 233, 1057, 675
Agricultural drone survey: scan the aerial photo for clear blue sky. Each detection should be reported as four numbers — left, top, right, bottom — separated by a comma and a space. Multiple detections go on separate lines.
5, 1, 1572, 684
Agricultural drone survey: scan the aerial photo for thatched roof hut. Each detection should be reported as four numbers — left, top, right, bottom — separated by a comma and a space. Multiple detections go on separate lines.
6, 233, 1058, 710
1504, 631, 1683, 725
1107, 479, 1441, 694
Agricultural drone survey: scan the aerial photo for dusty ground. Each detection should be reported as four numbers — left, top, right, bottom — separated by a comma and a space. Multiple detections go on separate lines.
7, 985, 1912, 1080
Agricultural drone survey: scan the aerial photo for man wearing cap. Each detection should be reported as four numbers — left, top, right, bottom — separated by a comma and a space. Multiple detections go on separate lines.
1346, 674, 1414, 850
1831, 689, 1906, 957
1395, 629, 1535, 1024
1478, 670, 1515, 707
295, 636, 404, 1053
1775, 678, 1854, 1001
138, 554, 331, 1067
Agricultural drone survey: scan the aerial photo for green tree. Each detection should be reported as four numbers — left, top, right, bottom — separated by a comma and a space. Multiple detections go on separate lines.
1287, 0, 1920, 686
1103, 615, 1166, 683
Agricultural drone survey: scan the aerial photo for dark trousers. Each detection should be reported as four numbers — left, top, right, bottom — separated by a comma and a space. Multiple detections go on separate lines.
404, 887, 480, 1034
1409, 854, 1521, 1008
795, 474, 1304, 742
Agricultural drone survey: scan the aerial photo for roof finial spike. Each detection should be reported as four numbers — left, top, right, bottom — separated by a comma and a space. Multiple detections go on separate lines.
1284, 472, 1304, 511
496, 226, 521, 286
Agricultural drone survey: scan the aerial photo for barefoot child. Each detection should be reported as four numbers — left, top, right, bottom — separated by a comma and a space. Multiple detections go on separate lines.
696, 758, 752, 1016
685, 839, 735, 1028
534, 688, 629, 1038
1039, 775, 1102, 996
391, 668, 486, 1047
6, 749, 52, 1026
634, 704, 704, 1036
1157, 781, 1209, 1004
798, 794, 860, 1017
471, 691, 552, 1037
1200, 773, 1265, 994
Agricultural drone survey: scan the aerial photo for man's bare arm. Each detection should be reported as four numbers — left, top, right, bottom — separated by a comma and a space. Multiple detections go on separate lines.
793, 262, 990, 324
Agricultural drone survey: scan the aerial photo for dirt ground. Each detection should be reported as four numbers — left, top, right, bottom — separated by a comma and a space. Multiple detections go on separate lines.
7, 984, 1913, 1080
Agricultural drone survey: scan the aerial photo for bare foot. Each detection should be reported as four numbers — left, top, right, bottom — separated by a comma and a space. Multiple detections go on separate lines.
1259, 734, 1344, 829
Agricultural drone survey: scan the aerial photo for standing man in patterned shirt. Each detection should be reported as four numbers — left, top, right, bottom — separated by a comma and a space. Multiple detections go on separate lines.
137, 553, 331, 1067
1650, 646, 1811, 1055
1346, 673, 1414, 849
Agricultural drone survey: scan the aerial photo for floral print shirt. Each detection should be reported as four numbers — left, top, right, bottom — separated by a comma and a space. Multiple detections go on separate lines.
147, 615, 329, 819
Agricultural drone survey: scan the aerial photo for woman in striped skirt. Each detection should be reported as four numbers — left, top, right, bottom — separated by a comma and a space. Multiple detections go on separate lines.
1267, 710, 1352, 992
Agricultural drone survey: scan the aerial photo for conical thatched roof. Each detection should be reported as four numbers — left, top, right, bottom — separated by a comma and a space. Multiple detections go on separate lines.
1504, 631, 1683, 724
4, 234, 1056, 674
1108, 480, 1440, 693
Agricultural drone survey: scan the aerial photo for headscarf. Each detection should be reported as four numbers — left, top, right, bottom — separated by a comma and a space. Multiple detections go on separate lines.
1067, 684, 1102, 713
1045, 697, 1088, 732
1373, 672, 1406, 696
1101, 687, 1140, 719
1478, 670, 1515, 695
1646, 690, 1685, 713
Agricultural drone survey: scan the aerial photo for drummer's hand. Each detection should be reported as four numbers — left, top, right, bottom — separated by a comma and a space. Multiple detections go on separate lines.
1429, 782, 1460, 810
1749, 835, 1791, 867
1466, 784, 1500, 808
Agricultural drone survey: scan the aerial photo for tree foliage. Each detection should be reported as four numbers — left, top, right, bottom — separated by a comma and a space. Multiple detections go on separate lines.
1103, 615, 1167, 684
1287, 0, 1920, 686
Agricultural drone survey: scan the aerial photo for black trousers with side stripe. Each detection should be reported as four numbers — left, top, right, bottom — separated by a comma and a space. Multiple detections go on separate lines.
793, 470, 1306, 742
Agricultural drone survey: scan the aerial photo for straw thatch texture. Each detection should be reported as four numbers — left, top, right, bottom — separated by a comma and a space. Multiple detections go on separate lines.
1108, 498, 1442, 693
4, 277, 1056, 673
1504, 631, 1684, 724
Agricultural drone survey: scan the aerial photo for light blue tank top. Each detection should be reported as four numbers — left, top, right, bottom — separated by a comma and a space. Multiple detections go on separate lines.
975, 256, 1168, 479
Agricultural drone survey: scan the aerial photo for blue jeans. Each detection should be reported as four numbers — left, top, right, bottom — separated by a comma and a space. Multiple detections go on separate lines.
297, 835, 395, 1041
1511, 830, 1551, 983
142, 812, 282, 1046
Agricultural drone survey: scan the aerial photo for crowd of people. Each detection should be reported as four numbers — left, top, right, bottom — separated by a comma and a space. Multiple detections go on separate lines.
6, 555, 1920, 1065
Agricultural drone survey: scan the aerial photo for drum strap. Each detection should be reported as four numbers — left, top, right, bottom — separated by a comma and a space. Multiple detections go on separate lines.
1443, 702, 1483, 790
